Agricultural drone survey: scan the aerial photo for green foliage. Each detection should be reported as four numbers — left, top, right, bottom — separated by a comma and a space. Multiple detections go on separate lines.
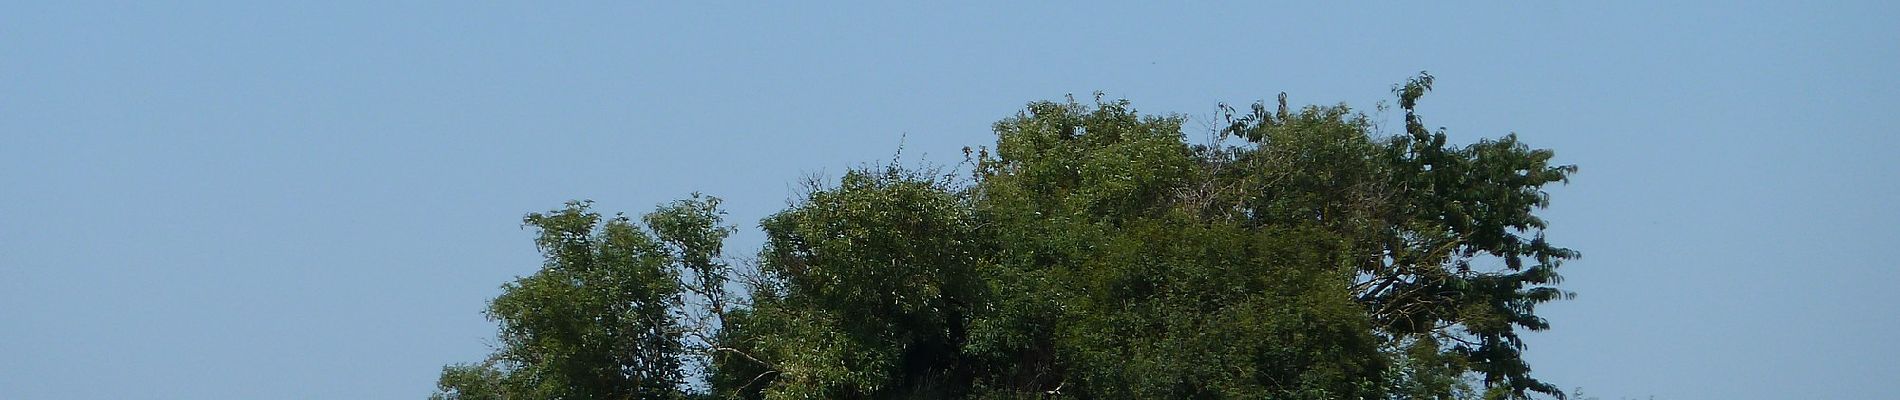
436, 198, 735, 400
647, 194, 738, 318
432, 362, 507, 400
739, 167, 986, 399
437, 73, 1579, 400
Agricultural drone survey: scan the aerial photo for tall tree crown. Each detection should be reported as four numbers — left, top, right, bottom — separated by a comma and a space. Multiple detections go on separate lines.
437, 74, 1579, 400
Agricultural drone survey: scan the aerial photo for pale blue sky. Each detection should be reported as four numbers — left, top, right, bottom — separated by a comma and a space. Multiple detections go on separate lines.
3, 2, 1896, 399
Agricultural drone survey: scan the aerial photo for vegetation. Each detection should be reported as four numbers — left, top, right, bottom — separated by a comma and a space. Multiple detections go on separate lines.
434, 73, 1580, 399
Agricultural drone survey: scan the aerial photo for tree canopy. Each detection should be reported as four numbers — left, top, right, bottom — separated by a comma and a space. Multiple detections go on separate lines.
434, 73, 1580, 400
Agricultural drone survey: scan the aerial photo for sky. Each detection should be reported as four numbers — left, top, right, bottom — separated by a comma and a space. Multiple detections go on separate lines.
2, 2, 1896, 399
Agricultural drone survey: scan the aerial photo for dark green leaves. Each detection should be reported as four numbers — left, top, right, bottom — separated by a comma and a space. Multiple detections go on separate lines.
436, 74, 1579, 400
747, 167, 985, 399
437, 199, 738, 400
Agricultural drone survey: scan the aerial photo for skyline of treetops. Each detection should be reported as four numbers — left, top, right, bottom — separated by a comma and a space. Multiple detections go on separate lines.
433, 73, 1586, 400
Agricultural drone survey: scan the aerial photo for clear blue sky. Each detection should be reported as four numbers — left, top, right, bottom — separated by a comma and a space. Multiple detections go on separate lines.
3, 2, 1895, 399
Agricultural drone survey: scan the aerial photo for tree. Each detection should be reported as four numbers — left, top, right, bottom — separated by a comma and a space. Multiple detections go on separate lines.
435, 197, 735, 400
948, 95, 1394, 398
439, 73, 1579, 399
724, 167, 986, 399
1206, 73, 1579, 398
